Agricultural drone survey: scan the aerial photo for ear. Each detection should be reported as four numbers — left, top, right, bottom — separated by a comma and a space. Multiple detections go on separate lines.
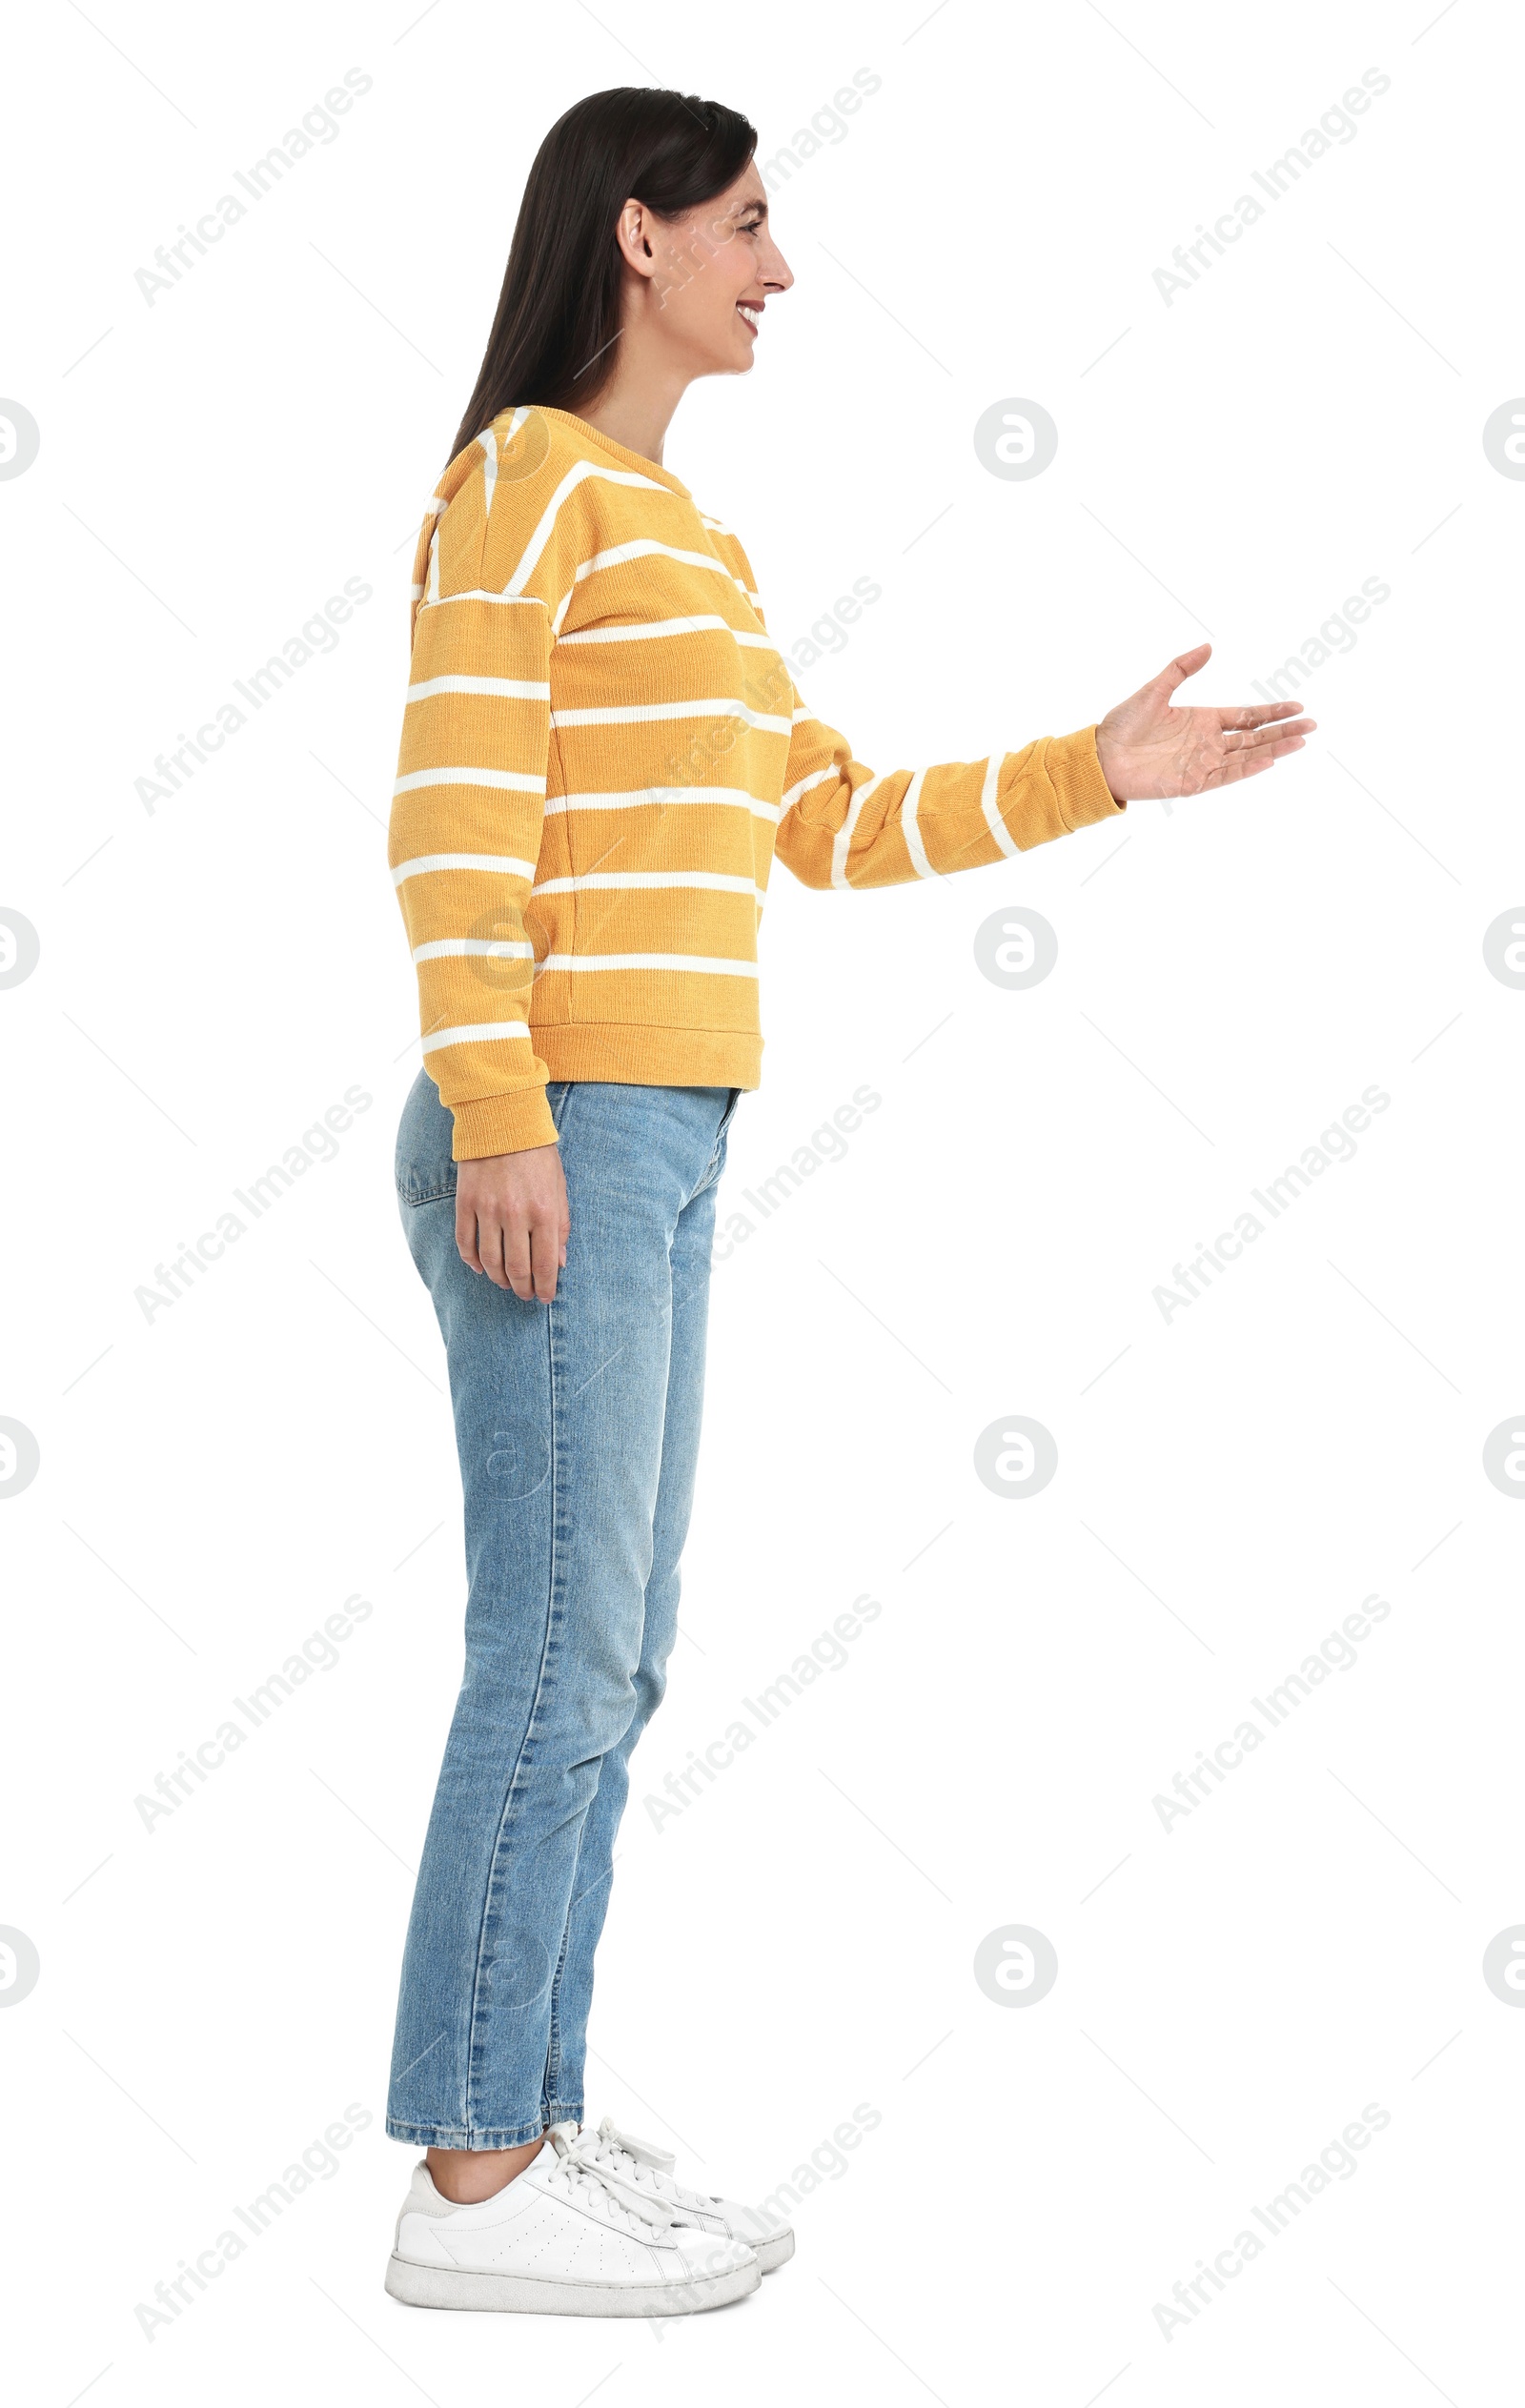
613, 197, 661, 281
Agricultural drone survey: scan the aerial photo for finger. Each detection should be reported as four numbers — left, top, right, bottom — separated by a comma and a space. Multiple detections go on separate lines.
1207, 733, 1307, 786
1149, 641, 1211, 698
530, 1218, 561, 1303
1216, 700, 1310, 730
456, 1194, 484, 1274
1222, 715, 1316, 753
501, 1214, 535, 1299
477, 1212, 515, 1290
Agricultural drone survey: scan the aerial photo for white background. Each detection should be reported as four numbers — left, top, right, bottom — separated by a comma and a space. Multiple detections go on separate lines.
3, 1, 1522, 2401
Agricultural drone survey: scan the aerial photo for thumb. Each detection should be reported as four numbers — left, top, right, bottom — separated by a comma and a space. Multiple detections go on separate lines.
1151, 640, 1212, 698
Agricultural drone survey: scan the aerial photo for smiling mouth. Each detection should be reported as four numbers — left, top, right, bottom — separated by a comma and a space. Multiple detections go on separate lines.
736, 302, 761, 334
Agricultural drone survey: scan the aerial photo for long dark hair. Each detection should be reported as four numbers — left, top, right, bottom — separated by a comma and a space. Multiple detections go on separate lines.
446, 87, 757, 469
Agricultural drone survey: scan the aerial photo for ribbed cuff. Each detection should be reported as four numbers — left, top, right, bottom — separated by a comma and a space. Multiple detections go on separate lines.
450, 1084, 559, 1161
1051, 724, 1128, 829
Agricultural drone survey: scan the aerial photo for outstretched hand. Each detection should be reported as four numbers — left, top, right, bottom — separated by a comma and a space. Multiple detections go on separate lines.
1094, 642, 1315, 802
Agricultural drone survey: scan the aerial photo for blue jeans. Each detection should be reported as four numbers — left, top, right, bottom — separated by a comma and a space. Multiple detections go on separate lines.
386, 1072, 740, 2148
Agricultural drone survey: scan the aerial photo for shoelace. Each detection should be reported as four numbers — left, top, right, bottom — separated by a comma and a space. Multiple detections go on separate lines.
575, 2117, 723, 2211
544, 2126, 676, 2234
594, 2115, 677, 2174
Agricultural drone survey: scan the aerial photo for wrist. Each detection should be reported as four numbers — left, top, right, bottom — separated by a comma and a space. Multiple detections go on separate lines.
1093, 734, 1125, 804
451, 1086, 559, 1160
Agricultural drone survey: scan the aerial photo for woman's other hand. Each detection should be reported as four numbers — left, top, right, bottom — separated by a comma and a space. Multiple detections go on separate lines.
1095, 641, 1315, 801
456, 1143, 570, 1302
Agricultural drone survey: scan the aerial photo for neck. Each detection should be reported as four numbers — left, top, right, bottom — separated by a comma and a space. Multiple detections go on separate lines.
572, 306, 693, 468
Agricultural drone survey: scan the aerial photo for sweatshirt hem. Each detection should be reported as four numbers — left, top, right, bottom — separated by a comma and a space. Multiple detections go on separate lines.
539, 1022, 762, 1091
448, 1024, 762, 1161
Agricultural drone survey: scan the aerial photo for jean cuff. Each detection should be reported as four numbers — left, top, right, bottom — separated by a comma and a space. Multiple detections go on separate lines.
386, 2115, 553, 2150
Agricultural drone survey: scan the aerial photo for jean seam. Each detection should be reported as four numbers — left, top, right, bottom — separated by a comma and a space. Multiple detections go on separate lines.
460, 1172, 570, 2139
541, 1904, 575, 2120
689, 1146, 726, 1204
688, 1098, 734, 1204
542, 1842, 620, 2124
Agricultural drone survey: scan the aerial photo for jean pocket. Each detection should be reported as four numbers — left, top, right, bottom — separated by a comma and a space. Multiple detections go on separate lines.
398, 1075, 571, 1203
693, 1087, 742, 1200
395, 1068, 457, 1206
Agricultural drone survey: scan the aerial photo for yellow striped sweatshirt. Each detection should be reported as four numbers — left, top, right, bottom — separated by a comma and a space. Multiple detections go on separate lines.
390, 404, 1126, 1158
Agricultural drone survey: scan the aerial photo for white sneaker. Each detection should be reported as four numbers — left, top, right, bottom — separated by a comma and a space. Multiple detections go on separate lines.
568, 2116, 796, 2273
385, 2125, 760, 2317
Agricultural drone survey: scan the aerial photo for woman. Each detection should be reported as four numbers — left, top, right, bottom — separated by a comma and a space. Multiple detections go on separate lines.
382, 86, 1313, 2319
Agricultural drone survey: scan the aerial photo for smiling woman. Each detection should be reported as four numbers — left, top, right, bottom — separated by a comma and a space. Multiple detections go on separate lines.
446, 88, 772, 463
376, 82, 1319, 2325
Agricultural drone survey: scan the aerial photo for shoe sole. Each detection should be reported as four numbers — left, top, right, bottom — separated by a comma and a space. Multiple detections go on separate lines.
385, 2251, 761, 2317
756, 2230, 795, 2274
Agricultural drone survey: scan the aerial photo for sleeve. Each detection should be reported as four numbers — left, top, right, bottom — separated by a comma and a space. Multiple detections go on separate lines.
773, 681, 1126, 892
388, 470, 558, 1162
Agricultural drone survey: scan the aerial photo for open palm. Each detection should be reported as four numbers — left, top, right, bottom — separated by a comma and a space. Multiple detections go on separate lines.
1095, 641, 1315, 802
